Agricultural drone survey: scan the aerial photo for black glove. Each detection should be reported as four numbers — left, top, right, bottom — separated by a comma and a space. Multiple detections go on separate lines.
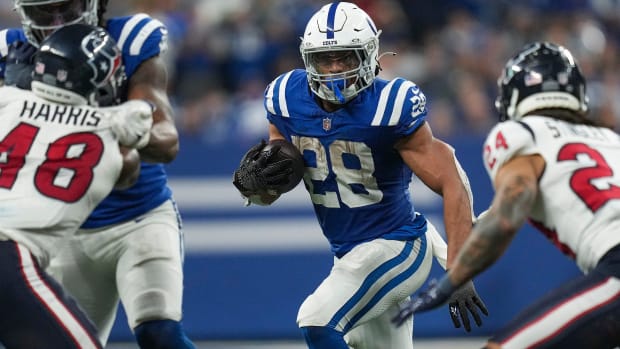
392, 276, 456, 327
233, 140, 293, 197
447, 280, 488, 332
4, 41, 36, 89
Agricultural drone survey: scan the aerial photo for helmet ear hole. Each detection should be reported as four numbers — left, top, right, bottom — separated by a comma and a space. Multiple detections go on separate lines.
496, 41, 588, 121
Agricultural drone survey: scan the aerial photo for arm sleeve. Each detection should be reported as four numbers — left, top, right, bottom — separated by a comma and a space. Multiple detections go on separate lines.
371, 78, 428, 138
0, 28, 28, 80
107, 14, 168, 78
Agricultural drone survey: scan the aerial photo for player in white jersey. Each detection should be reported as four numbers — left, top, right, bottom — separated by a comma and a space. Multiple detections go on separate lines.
2, 1, 194, 347
234, 3, 488, 348
393, 42, 620, 348
0, 23, 152, 348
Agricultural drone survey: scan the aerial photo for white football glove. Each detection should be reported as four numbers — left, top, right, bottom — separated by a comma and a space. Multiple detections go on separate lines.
102, 100, 154, 149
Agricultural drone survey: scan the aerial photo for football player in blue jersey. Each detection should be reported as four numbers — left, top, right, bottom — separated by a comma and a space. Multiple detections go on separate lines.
233, 2, 488, 348
0, 1, 195, 348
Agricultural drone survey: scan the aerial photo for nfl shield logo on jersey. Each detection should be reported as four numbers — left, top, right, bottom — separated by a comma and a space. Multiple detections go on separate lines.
323, 117, 332, 131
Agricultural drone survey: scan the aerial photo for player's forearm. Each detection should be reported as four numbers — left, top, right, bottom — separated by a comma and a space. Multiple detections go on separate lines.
128, 57, 179, 163
127, 83, 178, 163
448, 173, 535, 286
115, 147, 141, 190
454, 155, 475, 221
448, 208, 514, 287
127, 87, 178, 163
443, 182, 475, 268
139, 117, 179, 163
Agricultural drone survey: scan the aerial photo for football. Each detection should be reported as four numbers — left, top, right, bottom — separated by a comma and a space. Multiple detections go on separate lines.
262, 139, 305, 194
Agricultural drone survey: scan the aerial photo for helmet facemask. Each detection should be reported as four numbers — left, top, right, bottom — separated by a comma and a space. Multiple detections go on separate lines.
14, 0, 99, 47
304, 47, 375, 104
300, 2, 381, 105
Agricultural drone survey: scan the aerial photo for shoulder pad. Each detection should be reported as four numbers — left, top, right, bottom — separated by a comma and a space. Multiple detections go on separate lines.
0, 86, 28, 107
106, 14, 168, 77
371, 78, 427, 135
482, 120, 537, 180
264, 69, 305, 117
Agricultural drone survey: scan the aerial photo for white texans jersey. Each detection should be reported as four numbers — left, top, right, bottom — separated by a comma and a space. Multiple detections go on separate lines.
483, 115, 620, 273
0, 86, 123, 264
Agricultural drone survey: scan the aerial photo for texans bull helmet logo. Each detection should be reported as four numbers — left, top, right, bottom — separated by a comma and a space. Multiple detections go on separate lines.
82, 29, 123, 89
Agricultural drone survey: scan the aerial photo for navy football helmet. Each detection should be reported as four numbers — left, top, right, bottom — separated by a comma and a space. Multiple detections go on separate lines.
31, 23, 126, 107
495, 41, 588, 121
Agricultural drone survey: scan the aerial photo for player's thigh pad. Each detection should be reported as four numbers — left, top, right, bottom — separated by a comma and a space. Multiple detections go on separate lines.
344, 299, 414, 349
297, 236, 432, 334
47, 222, 128, 344
116, 200, 185, 329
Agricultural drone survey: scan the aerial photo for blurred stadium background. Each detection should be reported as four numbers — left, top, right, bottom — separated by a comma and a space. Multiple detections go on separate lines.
3, 0, 620, 347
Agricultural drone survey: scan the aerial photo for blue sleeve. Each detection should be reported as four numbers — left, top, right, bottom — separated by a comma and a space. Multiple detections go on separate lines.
105, 14, 168, 78
371, 78, 427, 138
0, 28, 28, 79
264, 70, 297, 137
393, 81, 428, 138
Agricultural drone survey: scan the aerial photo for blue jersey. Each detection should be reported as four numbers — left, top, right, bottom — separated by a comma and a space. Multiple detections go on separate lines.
1, 14, 172, 228
0, 29, 27, 76
265, 69, 429, 256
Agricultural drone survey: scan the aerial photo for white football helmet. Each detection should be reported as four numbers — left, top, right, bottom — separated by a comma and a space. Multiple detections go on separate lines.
300, 2, 382, 104
13, 0, 100, 47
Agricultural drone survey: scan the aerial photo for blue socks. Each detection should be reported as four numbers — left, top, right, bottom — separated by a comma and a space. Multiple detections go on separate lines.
301, 326, 349, 349
134, 319, 195, 349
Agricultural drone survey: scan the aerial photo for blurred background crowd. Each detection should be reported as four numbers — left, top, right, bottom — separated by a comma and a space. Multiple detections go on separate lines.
2, 0, 620, 143
3, 1, 617, 343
